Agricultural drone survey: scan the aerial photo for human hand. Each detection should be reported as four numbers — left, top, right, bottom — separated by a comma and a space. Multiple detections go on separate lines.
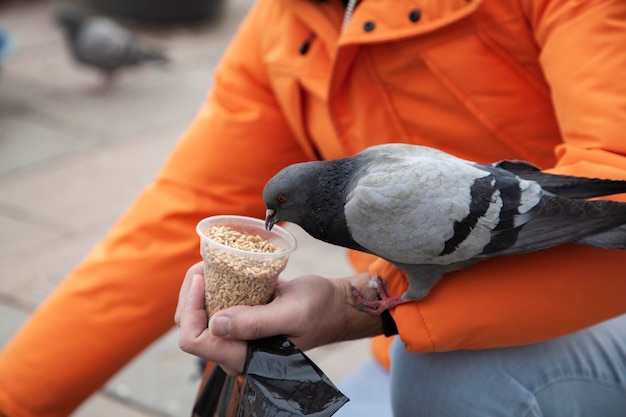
175, 262, 383, 375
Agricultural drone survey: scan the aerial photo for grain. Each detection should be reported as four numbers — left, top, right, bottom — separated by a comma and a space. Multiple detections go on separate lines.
201, 225, 287, 318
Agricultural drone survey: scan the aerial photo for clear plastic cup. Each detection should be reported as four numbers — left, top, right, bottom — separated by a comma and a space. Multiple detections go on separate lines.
196, 215, 297, 319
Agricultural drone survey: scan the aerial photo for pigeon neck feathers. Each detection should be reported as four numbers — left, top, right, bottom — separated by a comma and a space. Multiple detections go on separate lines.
308, 158, 370, 252
295, 158, 369, 252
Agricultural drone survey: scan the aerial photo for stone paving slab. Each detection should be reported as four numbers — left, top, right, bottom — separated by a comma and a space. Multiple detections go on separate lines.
0, 114, 96, 175
0, 127, 181, 238
73, 393, 160, 417
103, 329, 200, 417
0, 127, 182, 308
0, 303, 28, 346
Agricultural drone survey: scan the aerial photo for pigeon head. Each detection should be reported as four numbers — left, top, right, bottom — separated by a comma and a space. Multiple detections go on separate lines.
263, 161, 322, 231
54, 8, 85, 36
263, 157, 368, 252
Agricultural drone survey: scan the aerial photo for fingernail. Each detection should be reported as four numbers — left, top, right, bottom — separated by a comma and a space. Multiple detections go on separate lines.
209, 316, 231, 337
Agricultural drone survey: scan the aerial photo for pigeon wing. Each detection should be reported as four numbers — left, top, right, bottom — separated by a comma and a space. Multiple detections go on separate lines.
75, 18, 132, 71
343, 156, 512, 266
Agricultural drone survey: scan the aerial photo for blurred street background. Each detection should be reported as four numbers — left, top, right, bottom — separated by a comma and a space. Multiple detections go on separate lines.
0, 0, 376, 415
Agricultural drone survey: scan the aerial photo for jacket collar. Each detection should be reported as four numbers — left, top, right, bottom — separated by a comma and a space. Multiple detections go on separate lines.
285, 0, 483, 46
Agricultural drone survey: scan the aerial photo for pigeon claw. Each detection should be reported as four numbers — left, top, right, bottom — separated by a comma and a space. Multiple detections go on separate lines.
351, 276, 412, 315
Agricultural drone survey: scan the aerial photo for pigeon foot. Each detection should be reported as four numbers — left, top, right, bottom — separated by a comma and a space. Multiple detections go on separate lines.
351, 276, 412, 315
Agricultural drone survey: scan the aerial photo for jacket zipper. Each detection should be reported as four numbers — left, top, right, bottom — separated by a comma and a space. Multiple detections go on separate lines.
341, 0, 361, 32
300, 0, 361, 55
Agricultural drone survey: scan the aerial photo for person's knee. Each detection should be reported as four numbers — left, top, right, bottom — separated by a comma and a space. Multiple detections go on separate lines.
389, 345, 484, 417
389, 341, 536, 417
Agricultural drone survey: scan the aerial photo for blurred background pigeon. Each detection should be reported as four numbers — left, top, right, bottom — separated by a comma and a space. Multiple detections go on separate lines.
54, 7, 170, 87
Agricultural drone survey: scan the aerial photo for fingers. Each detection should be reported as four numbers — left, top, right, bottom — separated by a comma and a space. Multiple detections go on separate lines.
209, 305, 291, 341
177, 273, 248, 375
180, 274, 209, 338
174, 261, 203, 325
208, 283, 304, 342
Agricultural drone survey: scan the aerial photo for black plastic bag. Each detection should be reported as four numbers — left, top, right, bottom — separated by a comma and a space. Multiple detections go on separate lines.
192, 336, 349, 417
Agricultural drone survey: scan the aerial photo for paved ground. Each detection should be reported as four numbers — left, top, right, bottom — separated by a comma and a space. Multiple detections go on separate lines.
0, 1, 374, 415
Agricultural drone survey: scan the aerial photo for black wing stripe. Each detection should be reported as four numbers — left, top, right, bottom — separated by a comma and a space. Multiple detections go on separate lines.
439, 175, 495, 256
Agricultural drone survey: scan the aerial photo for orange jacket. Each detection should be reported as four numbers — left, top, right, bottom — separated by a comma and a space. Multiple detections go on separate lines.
2, 0, 626, 416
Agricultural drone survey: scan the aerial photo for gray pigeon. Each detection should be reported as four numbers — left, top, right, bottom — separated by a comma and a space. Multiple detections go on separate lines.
54, 8, 169, 84
263, 143, 626, 313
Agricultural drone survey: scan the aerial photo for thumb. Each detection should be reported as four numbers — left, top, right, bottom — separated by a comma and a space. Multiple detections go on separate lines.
208, 303, 294, 341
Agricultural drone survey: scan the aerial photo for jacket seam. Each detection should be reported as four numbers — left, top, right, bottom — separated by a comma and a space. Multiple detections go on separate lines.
362, 47, 413, 141
415, 303, 436, 351
476, 29, 549, 98
420, 52, 537, 161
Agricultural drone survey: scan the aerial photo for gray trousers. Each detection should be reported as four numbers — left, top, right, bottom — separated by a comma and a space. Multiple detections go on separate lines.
390, 314, 626, 417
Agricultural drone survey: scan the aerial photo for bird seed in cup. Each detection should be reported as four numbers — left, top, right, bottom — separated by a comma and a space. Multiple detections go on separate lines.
200, 224, 289, 318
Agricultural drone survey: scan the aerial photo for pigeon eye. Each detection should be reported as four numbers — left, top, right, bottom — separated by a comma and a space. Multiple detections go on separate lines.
277, 194, 287, 203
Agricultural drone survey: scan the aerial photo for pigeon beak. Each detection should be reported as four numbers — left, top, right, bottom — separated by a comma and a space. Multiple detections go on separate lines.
265, 209, 277, 231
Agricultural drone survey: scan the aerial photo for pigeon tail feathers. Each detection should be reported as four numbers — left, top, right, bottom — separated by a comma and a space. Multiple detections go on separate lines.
486, 196, 626, 256
494, 160, 626, 199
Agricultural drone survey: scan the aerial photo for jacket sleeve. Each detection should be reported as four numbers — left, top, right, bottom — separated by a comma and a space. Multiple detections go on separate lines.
0, 3, 307, 417
372, 0, 626, 353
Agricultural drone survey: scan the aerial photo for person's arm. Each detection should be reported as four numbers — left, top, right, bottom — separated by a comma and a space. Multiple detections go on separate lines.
0, 2, 307, 417
374, 0, 626, 353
